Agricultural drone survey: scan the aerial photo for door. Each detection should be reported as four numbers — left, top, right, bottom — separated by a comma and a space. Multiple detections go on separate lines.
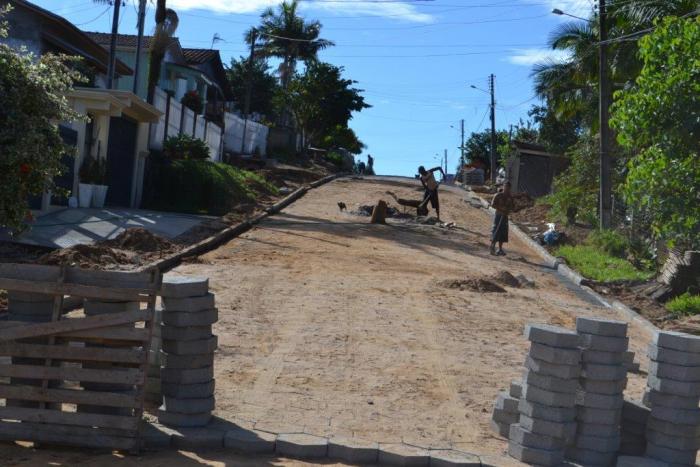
106, 117, 138, 207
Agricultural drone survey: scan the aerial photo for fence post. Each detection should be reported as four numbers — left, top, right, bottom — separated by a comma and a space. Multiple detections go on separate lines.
179, 106, 185, 136
163, 92, 171, 146
193, 113, 197, 137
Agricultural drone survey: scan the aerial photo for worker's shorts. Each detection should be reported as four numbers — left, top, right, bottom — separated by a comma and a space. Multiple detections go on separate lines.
423, 189, 439, 211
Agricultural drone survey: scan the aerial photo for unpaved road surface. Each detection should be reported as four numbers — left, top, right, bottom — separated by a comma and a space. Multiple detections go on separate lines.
0, 176, 653, 465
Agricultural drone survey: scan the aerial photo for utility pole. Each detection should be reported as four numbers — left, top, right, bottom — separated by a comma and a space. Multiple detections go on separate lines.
241, 29, 257, 155
460, 119, 465, 166
489, 74, 497, 183
598, 0, 612, 229
133, 0, 147, 95
444, 149, 448, 179
106, 0, 122, 89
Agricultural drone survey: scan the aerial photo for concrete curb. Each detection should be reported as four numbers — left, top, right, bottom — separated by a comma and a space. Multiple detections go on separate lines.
138, 173, 345, 274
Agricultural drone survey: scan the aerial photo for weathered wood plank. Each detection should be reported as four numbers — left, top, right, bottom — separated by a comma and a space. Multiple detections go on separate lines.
0, 264, 60, 283
0, 383, 139, 408
0, 342, 143, 364
65, 268, 157, 290
0, 310, 153, 342
0, 421, 137, 450
0, 278, 155, 301
0, 406, 138, 431
56, 326, 150, 343
0, 364, 143, 385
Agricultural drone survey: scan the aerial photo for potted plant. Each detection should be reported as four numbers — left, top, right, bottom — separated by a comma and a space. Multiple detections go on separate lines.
78, 155, 96, 208
181, 90, 204, 114
91, 157, 109, 208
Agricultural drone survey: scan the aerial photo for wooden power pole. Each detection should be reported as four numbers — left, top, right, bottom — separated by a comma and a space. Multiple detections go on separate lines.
133, 0, 147, 95
106, 0, 122, 89
599, 0, 612, 229
489, 74, 497, 183
241, 29, 257, 154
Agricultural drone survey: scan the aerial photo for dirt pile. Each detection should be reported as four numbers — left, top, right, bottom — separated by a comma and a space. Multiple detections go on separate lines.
492, 271, 521, 288
38, 244, 132, 269
352, 204, 400, 218
104, 227, 176, 253
441, 278, 507, 293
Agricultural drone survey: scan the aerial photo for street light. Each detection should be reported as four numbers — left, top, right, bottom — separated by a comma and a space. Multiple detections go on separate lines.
469, 77, 497, 183
469, 84, 488, 94
551, 8, 590, 22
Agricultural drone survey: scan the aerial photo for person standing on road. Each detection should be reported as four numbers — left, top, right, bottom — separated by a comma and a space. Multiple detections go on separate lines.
489, 181, 515, 256
367, 154, 374, 173
418, 165, 445, 221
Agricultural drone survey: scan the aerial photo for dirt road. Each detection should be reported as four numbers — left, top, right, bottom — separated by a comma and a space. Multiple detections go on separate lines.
173, 176, 651, 457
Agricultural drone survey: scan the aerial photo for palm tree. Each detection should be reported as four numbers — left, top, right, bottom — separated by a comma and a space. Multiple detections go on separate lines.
250, 0, 334, 89
147, 7, 179, 103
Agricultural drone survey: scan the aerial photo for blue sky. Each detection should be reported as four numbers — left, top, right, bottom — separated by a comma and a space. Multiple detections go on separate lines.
42, 0, 591, 176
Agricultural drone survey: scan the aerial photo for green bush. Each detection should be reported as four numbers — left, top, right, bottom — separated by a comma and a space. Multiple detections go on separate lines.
324, 151, 344, 168
144, 160, 277, 215
555, 245, 654, 282
163, 134, 210, 160
666, 293, 700, 317
585, 230, 629, 259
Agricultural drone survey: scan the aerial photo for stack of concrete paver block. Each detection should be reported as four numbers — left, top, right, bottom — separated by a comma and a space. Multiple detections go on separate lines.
508, 324, 581, 466
490, 380, 521, 437
620, 399, 649, 456
158, 275, 217, 427
568, 317, 629, 466
643, 330, 700, 466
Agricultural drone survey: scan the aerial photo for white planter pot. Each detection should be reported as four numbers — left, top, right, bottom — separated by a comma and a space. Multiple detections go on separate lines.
91, 185, 108, 208
78, 183, 94, 208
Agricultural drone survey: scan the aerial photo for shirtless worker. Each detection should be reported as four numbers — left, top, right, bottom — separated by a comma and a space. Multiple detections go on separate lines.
418, 165, 445, 221
490, 181, 515, 256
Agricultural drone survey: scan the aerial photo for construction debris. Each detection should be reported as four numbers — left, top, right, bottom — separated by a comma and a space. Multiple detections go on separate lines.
441, 278, 507, 293
370, 200, 388, 224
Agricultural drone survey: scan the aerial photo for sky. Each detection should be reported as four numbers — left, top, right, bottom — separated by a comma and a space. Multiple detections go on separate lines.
41, 0, 594, 176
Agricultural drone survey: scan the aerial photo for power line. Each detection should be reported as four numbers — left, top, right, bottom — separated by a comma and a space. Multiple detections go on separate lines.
74, 5, 111, 26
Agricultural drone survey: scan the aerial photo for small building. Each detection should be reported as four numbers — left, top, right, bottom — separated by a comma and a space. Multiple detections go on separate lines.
507, 141, 569, 198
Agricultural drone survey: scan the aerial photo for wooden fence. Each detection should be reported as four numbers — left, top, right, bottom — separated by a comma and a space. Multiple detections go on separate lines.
0, 264, 161, 452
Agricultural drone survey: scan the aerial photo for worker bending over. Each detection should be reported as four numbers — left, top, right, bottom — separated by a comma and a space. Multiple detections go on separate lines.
418, 165, 445, 221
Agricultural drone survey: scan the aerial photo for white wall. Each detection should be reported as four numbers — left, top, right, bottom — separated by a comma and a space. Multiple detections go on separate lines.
223, 112, 269, 157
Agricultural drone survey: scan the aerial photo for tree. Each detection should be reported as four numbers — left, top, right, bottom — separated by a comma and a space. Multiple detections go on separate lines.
226, 56, 279, 118
463, 129, 509, 167
528, 104, 582, 155
147, 6, 178, 103
251, 0, 333, 89
277, 62, 369, 149
610, 16, 700, 249
321, 125, 365, 154
0, 7, 82, 231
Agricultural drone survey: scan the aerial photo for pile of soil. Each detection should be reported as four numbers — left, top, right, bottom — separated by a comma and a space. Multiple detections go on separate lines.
441, 278, 507, 293
352, 205, 400, 218
104, 227, 176, 253
38, 244, 132, 269
492, 271, 521, 288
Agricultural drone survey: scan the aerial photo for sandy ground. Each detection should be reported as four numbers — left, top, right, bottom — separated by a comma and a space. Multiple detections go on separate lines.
0, 176, 655, 465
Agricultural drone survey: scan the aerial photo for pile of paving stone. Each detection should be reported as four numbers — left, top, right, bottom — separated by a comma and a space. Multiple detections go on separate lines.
158, 275, 218, 427
620, 399, 649, 456
643, 330, 700, 465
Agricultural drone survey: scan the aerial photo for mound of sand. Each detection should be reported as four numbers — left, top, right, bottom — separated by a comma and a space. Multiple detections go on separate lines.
38, 244, 132, 269
492, 270, 521, 288
104, 227, 176, 253
441, 278, 507, 293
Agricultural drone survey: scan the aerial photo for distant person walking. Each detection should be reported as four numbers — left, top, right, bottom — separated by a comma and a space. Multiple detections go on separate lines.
489, 181, 515, 256
418, 165, 445, 221
367, 154, 374, 174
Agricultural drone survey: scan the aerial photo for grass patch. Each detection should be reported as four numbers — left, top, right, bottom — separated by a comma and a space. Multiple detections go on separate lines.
555, 245, 654, 282
666, 293, 700, 317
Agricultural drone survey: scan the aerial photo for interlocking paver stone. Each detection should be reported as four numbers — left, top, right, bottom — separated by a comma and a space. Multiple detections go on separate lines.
162, 308, 218, 327
509, 424, 565, 450
576, 317, 627, 337
528, 342, 580, 365
518, 414, 576, 441
648, 344, 700, 367
508, 441, 564, 466
378, 443, 430, 466
580, 378, 627, 395
518, 399, 576, 423
649, 360, 700, 382
162, 336, 218, 356
161, 275, 209, 298
162, 293, 215, 312
575, 390, 624, 410
427, 449, 480, 467
327, 437, 379, 464
525, 324, 580, 348
643, 388, 699, 409
525, 356, 580, 379
578, 332, 629, 352
276, 433, 328, 459
647, 373, 700, 397
523, 370, 578, 393
522, 384, 576, 407
161, 379, 215, 399
654, 330, 700, 354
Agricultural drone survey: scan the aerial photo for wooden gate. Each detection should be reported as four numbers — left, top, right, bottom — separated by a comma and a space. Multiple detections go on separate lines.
0, 264, 160, 452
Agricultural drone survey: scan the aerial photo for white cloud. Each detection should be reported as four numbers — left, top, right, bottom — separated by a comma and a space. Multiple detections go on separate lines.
507, 48, 570, 66
166, 0, 434, 23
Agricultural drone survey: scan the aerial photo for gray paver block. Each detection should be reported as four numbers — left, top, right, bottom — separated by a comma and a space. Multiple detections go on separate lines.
575, 390, 624, 410
622, 421, 646, 436
328, 437, 379, 464
489, 419, 511, 438
581, 362, 627, 381
647, 428, 700, 451
162, 308, 218, 327
576, 406, 622, 425
523, 369, 578, 393
428, 449, 480, 467
157, 409, 212, 427
161, 379, 215, 399
522, 384, 576, 408
529, 342, 580, 366
525, 324, 580, 348
171, 426, 224, 449
648, 344, 700, 367
616, 456, 666, 467
161, 325, 213, 341
378, 443, 430, 466
655, 330, 700, 354
509, 424, 565, 450
162, 293, 215, 312
84, 299, 139, 315
161, 396, 215, 414
518, 399, 576, 423
579, 332, 629, 352
518, 414, 576, 441
574, 434, 620, 453
525, 356, 580, 379
646, 441, 698, 465
582, 349, 626, 365
580, 377, 627, 395
646, 415, 700, 437
643, 388, 699, 409
576, 422, 621, 438
565, 447, 616, 466
647, 373, 700, 397
509, 380, 522, 399
492, 408, 519, 425
224, 426, 276, 453
160, 351, 214, 369
140, 422, 173, 449
576, 317, 628, 337
649, 360, 700, 382
494, 391, 519, 413
161, 365, 214, 384
619, 443, 646, 457
162, 336, 217, 356
161, 275, 209, 298
276, 433, 328, 459
649, 406, 700, 425
508, 440, 564, 466
622, 399, 650, 423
